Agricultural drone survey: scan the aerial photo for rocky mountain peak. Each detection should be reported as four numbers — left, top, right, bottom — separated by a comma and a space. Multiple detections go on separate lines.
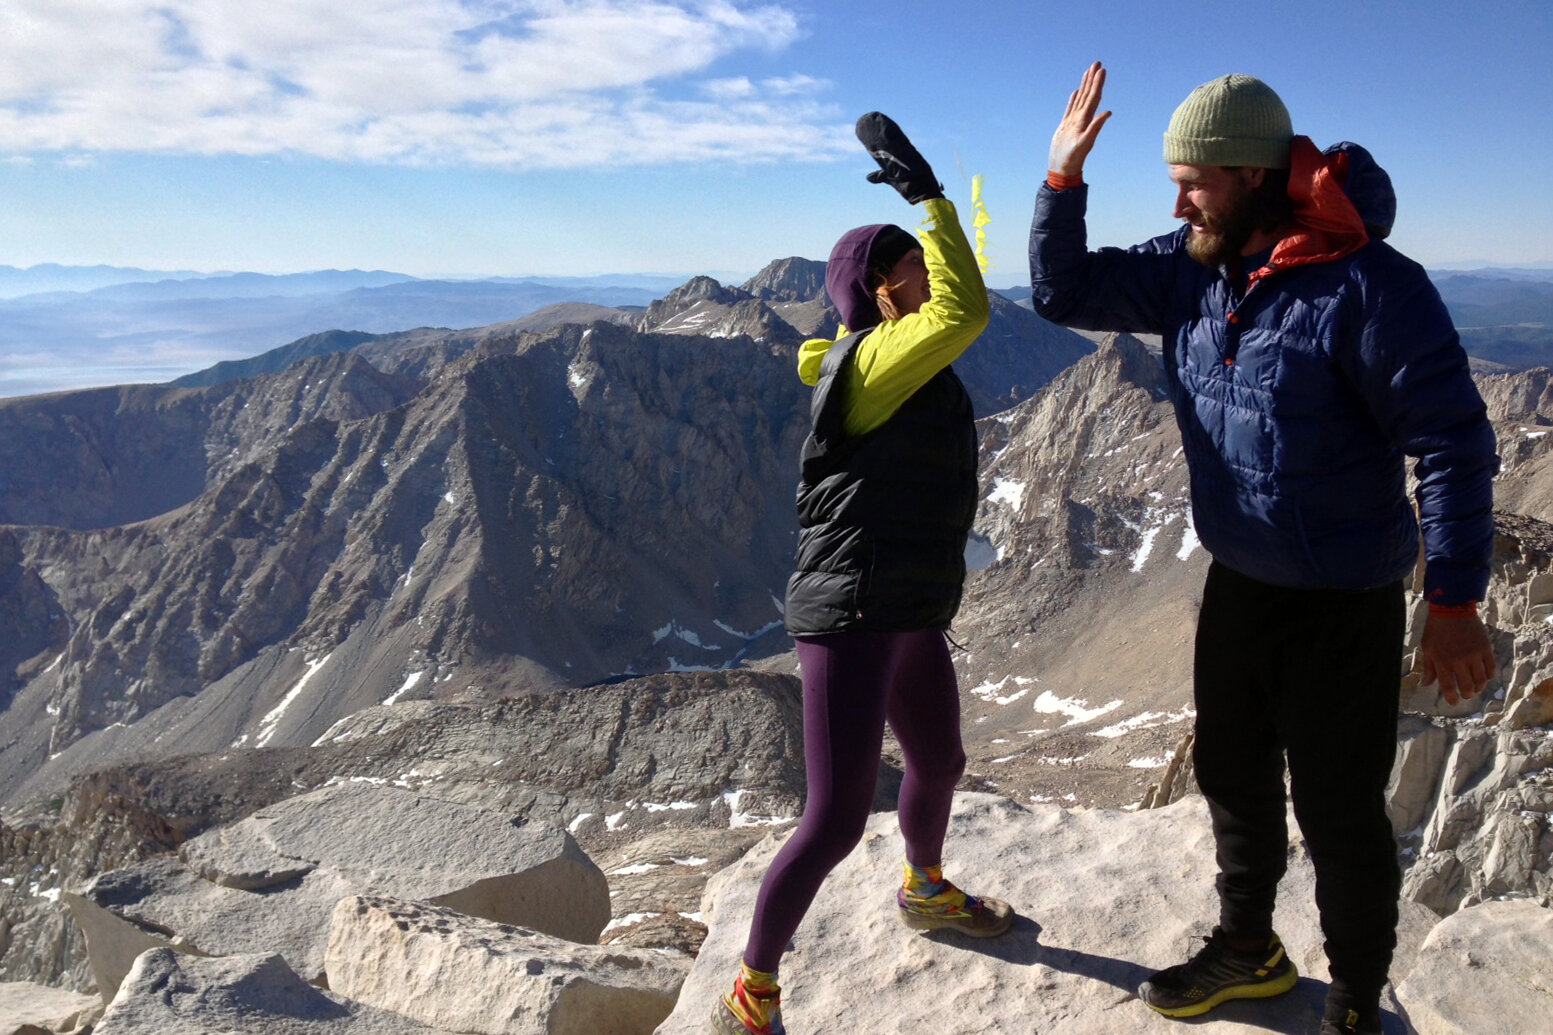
739, 257, 826, 303
633, 275, 801, 343
653, 275, 750, 311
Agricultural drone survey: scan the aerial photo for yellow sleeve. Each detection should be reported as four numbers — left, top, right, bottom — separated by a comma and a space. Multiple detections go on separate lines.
840, 198, 990, 437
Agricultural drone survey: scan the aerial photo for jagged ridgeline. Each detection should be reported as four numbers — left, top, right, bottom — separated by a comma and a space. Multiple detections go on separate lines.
0, 261, 1093, 811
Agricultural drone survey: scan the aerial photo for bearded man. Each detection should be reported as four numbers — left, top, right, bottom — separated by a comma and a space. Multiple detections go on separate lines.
1029, 65, 1498, 1035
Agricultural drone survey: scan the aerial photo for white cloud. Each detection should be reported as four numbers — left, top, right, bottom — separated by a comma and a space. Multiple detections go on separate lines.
0, 1, 849, 167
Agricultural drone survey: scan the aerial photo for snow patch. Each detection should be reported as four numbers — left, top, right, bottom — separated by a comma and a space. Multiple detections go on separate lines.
255, 653, 333, 748
1176, 511, 1201, 560
1032, 690, 1122, 727
609, 863, 660, 876
383, 670, 424, 707
722, 789, 793, 828
653, 620, 722, 651
667, 658, 719, 673
601, 912, 654, 934
1091, 708, 1195, 739
713, 618, 784, 641
1130, 511, 1180, 572
987, 477, 1025, 509
969, 675, 1035, 706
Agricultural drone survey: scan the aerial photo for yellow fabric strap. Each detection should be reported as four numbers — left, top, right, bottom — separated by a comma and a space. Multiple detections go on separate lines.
738, 961, 779, 995
971, 174, 992, 274
902, 859, 945, 891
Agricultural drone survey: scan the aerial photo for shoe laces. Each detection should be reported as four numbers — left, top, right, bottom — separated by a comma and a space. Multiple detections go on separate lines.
1183, 931, 1284, 982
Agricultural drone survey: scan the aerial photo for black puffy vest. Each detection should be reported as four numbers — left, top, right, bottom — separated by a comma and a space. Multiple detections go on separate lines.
784, 330, 979, 635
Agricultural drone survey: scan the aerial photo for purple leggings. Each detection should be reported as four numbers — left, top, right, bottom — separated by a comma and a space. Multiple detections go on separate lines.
742, 629, 966, 971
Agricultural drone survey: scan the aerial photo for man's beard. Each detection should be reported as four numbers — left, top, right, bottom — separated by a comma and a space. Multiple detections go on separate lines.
1184, 184, 1258, 269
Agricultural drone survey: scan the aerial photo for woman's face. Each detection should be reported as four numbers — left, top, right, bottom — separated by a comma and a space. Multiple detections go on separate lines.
878, 248, 930, 317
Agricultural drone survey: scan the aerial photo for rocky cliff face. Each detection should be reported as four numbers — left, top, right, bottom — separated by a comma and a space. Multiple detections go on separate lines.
949, 333, 1203, 806
1388, 511, 1553, 915
1478, 365, 1553, 518
739, 257, 826, 303
634, 276, 801, 344
0, 321, 813, 810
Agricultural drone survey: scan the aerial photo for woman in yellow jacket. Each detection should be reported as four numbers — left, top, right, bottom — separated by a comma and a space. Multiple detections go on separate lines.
713, 114, 1013, 1035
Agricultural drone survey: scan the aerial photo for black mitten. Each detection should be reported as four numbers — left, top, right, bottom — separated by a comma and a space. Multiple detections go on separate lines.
855, 112, 944, 204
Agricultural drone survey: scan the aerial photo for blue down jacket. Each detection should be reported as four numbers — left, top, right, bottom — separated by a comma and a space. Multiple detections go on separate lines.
1029, 140, 1497, 604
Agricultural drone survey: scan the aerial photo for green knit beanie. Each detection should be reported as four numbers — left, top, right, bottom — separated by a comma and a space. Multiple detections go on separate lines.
1163, 74, 1292, 169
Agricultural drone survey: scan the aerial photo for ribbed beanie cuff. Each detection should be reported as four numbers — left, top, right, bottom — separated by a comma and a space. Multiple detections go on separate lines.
1164, 74, 1293, 169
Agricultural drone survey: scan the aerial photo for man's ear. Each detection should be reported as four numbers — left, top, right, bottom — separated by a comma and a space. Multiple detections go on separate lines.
1241, 167, 1267, 189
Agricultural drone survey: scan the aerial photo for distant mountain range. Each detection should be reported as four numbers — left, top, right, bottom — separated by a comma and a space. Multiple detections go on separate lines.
3, 263, 1548, 401
998, 267, 1553, 374
0, 264, 691, 300
0, 269, 681, 398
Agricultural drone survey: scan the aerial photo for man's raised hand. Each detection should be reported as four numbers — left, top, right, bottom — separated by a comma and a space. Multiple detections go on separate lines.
1049, 62, 1112, 178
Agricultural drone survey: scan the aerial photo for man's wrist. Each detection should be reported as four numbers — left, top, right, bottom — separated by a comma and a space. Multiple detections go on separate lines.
1429, 601, 1479, 617
1047, 170, 1084, 191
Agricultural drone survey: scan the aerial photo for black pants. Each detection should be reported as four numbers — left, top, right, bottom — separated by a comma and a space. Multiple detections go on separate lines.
1193, 561, 1404, 1007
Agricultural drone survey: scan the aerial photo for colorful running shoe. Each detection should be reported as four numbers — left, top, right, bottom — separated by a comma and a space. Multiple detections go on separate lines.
1138, 927, 1298, 1017
710, 970, 785, 1035
897, 880, 1015, 937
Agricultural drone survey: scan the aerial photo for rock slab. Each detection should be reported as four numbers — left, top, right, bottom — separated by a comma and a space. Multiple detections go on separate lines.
326, 895, 687, 1035
78, 783, 610, 983
1396, 898, 1553, 1034
91, 948, 454, 1034
658, 793, 1451, 1035
0, 980, 99, 1031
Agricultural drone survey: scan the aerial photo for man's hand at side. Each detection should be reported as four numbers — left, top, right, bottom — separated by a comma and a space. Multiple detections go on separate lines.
1418, 611, 1497, 705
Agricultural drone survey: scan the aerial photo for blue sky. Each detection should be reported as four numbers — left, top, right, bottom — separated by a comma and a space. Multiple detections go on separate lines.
2, 0, 1550, 286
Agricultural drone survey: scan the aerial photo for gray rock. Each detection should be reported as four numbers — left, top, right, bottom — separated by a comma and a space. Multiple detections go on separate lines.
77, 784, 609, 983
1403, 724, 1553, 913
658, 792, 1442, 1035
326, 896, 686, 1035
1504, 677, 1553, 729
1389, 716, 1449, 835
1527, 571, 1553, 612
1396, 898, 1553, 1034
60, 890, 208, 1003
92, 948, 454, 1034
176, 782, 609, 942
0, 981, 99, 1032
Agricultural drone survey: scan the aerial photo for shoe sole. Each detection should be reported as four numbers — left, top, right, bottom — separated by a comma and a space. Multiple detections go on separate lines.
898, 906, 1015, 938
710, 1001, 772, 1035
1139, 964, 1299, 1018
